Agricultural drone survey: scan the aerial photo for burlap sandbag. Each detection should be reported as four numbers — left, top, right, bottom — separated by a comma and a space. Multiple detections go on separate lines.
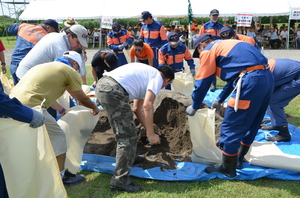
57, 105, 100, 174
171, 72, 194, 96
0, 107, 67, 198
245, 141, 300, 172
188, 108, 222, 165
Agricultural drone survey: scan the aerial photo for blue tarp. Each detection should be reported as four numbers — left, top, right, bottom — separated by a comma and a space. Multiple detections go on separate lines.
80, 89, 300, 181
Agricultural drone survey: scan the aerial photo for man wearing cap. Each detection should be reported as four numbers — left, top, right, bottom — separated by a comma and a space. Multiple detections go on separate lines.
16, 24, 88, 80
220, 26, 260, 50
63, 17, 88, 85
186, 33, 274, 178
8, 19, 59, 85
199, 9, 223, 91
139, 11, 168, 68
130, 38, 154, 66
91, 49, 119, 87
96, 63, 174, 192
107, 22, 134, 67
10, 51, 100, 186
158, 32, 195, 89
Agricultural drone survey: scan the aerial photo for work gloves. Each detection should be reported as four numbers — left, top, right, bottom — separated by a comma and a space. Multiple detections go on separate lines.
185, 105, 197, 116
118, 44, 124, 50
190, 69, 195, 77
29, 109, 45, 128
212, 99, 221, 113
118, 42, 128, 50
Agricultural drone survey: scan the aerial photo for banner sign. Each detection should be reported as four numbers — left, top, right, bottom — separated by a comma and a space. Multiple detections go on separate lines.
290, 7, 300, 20
236, 13, 253, 27
101, 16, 113, 29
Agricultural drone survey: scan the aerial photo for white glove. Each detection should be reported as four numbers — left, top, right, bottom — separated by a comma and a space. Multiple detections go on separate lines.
122, 42, 128, 47
212, 99, 221, 113
118, 44, 124, 50
190, 69, 195, 77
185, 105, 197, 116
29, 109, 45, 128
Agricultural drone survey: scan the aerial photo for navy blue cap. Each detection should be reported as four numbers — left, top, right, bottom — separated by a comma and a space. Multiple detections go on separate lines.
140, 11, 152, 21
44, 19, 59, 32
104, 53, 118, 69
192, 33, 213, 58
220, 26, 235, 39
210, 9, 219, 15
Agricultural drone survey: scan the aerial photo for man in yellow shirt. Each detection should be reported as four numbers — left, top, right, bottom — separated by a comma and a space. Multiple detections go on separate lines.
10, 51, 99, 186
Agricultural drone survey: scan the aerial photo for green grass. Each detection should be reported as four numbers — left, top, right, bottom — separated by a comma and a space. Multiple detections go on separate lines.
3, 36, 300, 198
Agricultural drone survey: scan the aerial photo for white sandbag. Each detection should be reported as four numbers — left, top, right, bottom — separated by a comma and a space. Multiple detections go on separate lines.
0, 107, 67, 198
57, 105, 100, 174
56, 90, 71, 110
171, 72, 194, 96
245, 141, 300, 172
123, 49, 130, 63
188, 108, 222, 165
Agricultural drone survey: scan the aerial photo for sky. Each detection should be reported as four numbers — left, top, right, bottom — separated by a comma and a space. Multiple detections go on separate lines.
0, 0, 59, 18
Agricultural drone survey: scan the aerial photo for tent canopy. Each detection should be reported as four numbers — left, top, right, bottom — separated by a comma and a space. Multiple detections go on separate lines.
19, 0, 298, 21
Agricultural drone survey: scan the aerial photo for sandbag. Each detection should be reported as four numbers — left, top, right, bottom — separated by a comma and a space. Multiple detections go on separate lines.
123, 49, 130, 63
57, 105, 100, 174
188, 108, 222, 165
0, 107, 67, 198
56, 90, 71, 110
245, 141, 300, 172
171, 72, 194, 96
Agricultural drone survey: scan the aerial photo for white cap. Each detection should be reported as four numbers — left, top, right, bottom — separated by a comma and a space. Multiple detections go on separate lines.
63, 51, 82, 69
70, 25, 88, 48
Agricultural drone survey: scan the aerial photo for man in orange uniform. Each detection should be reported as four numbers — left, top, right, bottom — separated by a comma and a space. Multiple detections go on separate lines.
107, 22, 134, 66
129, 38, 154, 66
199, 9, 223, 91
140, 11, 168, 68
186, 33, 274, 178
158, 32, 195, 89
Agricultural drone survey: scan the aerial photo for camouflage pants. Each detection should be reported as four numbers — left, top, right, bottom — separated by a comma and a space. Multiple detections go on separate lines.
96, 76, 137, 186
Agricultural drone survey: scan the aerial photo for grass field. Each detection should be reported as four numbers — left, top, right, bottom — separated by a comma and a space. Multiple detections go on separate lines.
2, 37, 300, 198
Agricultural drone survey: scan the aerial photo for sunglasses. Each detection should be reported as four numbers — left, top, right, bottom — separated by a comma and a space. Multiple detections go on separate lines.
113, 29, 121, 34
134, 48, 142, 52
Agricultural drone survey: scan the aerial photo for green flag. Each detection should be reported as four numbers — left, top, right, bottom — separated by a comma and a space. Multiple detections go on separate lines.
188, 0, 193, 24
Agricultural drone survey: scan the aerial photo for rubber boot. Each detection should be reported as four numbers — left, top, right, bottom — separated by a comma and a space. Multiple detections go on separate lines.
236, 144, 250, 169
205, 153, 237, 178
266, 125, 291, 142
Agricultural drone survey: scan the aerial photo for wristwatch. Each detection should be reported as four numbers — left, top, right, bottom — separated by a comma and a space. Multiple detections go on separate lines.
1, 63, 5, 66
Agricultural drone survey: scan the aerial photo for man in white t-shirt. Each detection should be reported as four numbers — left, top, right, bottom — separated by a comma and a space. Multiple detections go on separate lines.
95, 63, 174, 193
16, 25, 88, 80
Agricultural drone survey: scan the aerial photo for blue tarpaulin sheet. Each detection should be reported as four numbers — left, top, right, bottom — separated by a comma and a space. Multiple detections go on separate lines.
80, 89, 300, 181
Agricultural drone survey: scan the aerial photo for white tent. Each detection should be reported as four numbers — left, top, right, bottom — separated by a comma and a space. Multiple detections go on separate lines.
19, 0, 296, 21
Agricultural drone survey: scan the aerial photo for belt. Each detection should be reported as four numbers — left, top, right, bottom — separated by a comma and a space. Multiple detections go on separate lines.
102, 76, 127, 93
239, 65, 266, 74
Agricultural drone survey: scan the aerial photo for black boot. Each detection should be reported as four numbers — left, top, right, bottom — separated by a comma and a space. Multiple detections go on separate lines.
266, 125, 291, 142
205, 153, 237, 178
237, 144, 250, 169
